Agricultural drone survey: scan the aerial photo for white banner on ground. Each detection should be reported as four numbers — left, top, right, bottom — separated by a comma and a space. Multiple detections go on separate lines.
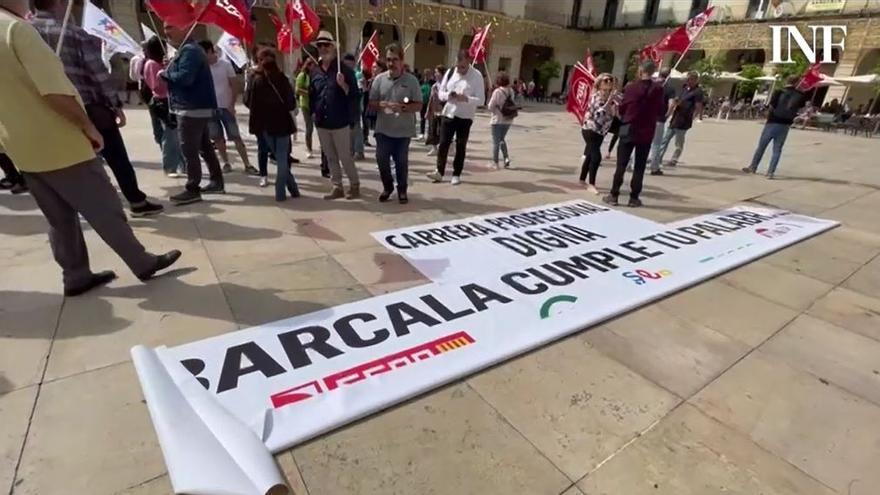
217, 32, 249, 69
132, 205, 837, 495
82, 1, 141, 67
372, 200, 662, 283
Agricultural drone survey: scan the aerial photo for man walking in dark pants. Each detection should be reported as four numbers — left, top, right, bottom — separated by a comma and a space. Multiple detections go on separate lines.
651, 70, 703, 171
1, 1, 180, 295
369, 44, 422, 204
161, 21, 225, 205
427, 49, 485, 186
32, 0, 163, 217
603, 60, 664, 208
742, 75, 806, 179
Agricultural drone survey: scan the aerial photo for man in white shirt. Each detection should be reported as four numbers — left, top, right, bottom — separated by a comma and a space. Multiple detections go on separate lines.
199, 40, 257, 175
426, 49, 485, 185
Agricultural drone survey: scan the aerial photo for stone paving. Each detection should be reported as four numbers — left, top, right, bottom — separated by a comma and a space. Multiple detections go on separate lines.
2, 103, 880, 495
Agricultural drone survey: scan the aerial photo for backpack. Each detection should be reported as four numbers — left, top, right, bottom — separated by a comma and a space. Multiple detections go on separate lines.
500, 89, 519, 118
771, 89, 803, 122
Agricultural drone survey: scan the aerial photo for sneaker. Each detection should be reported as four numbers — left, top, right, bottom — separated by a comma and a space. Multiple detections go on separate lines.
130, 201, 164, 218
666, 161, 677, 167
650, 169, 664, 176
451, 176, 461, 186
417, 133, 424, 140
426, 147, 437, 157
165, 171, 185, 178
306, 152, 314, 159
244, 165, 260, 176
426, 171, 443, 183
289, 156, 301, 164
170, 189, 202, 205
10, 182, 28, 195
137, 250, 182, 281
222, 163, 232, 173
345, 185, 360, 200
504, 159, 511, 169
398, 192, 408, 204
259, 177, 269, 188
741, 166, 755, 174
0, 178, 12, 189
201, 182, 225, 194
64, 270, 117, 297
766, 173, 776, 180
586, 184, 599, 195
628, 197, 643, 208
378, 190, 393, 202
323, 187, 345, 200
490, 161, 500, 170
355, 152, 366, 160
602, 194, 619, 206
364, 141, 373, 148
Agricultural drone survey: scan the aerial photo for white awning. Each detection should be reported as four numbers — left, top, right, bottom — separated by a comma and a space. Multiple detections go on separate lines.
833, 74, 880, 85
718, 71, 748, 82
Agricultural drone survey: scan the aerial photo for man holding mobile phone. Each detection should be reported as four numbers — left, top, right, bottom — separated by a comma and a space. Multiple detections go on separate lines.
427, 49, 485, 186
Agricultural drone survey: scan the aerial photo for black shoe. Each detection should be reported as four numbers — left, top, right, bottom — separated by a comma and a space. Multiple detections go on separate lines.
321, 170, 331, 178
9, 182, 28, 194
398, 193, 408, 205
602, 194, 619, 206
130, 201, 164, 217
0, 178, 12, 189
222, 163, 232, 173
244, 165, 261, 176
650, 169, 664, 176
171, 189, 202, 205
288, 186, 301, 198
64, 270, 117, 297
741, 166, 755, 174
201, 182, 225, 194
137, 250, 182, 281
364, 141, 373, 148
289, 156, 301, 164
628, 197, 643, 208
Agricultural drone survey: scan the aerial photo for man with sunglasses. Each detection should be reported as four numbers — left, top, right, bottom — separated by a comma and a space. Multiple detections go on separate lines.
427, 49, 485, 185
309, 31, 360, 200
368, 44, 422, 204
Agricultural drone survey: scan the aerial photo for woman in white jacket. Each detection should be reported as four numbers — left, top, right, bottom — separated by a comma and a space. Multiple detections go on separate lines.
487, 73, 517, 169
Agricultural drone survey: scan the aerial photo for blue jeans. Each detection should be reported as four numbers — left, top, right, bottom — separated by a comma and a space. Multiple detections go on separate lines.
262, 132, 299, 200
209, 108, 242, 140
491, 123, 511, 164
651, 126, 687, 170
257, 133, 270, 177
161, 123, 185, 174
748, 123, 790, 175
148, 105, 164, 146
351, 120, 365, 155
375, 134, 410, 195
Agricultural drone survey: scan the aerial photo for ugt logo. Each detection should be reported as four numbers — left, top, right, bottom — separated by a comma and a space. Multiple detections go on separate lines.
622, 269, 672, 286
770, 25, 846, 64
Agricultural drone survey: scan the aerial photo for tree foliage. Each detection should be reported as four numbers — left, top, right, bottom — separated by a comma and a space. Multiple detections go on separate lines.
691, 56, 722, 88
736, 63, 765, 99
536, 60, 561, 90
773, 52, 810, 81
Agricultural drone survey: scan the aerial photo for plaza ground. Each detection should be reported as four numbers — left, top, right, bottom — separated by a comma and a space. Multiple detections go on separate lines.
2, 103, 880, 495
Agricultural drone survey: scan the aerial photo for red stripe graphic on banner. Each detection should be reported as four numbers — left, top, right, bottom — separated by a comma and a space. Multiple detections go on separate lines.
270, 331, 475, 409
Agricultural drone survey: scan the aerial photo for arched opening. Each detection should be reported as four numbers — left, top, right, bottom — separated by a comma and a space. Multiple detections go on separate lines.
624, 49, 640, 85
675, 49, 705, 72
414, 29, 447, 74
459, 34, 474, 52
846, 49, 880, 114
592, 50, 614, 74
363, 21, 400, 50
520, 44, 554, 92
722, 49, 766, 72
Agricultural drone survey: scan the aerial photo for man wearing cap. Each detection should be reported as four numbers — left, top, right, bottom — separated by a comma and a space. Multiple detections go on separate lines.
309, 31, 360, 200
427, 49, 485, 185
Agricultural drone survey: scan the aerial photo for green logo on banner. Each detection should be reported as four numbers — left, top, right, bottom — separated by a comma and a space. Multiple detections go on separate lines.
539, 295, 578, 319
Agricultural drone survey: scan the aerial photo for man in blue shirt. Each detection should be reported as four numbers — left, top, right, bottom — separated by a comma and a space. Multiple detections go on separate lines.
161, 22, 224, 205
309, 31, 360, 200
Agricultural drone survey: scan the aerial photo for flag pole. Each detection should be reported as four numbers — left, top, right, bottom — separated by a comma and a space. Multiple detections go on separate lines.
179, 1, 213, 48
333, 1, 340, 72
54, 0, 75, 55
146, 10, 166, 56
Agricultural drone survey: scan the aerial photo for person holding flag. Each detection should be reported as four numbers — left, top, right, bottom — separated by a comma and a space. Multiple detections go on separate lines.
579, 73, 620, 195
32, 0, 164, 217
742, 75, 807, 179
650, 70, 704, 172
427, 49, 485, 185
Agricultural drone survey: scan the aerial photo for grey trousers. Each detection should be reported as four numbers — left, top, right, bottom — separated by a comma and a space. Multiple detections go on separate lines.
651, 126, 688, 170
317, 126, 359, 188
24, 158, 155, 289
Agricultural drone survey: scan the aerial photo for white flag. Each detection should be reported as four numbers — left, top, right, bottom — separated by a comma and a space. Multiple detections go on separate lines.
141, 22, 157, 41
82, 0, 141, 66
217, 32, 248, 69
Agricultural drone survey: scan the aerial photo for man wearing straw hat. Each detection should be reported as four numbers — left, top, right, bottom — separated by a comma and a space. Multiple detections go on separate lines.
0, 0, 181, 295
309, 30, 360, 200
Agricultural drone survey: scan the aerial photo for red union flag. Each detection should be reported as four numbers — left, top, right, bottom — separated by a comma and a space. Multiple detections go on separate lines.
468, 23, 491, 64
290, 0, 321, 44
269, 12, 299, 53
583, 50, 597, 76
359, 30, 380, 72
203, 0, 253, 44
566, 63, 595, 124
146, 0, 198, 27
640, 43, 662, 65
650, 5, 715, 54
796, 63, 823, 91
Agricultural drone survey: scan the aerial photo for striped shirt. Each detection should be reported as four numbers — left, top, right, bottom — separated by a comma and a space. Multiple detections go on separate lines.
30, 11, 121, 109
